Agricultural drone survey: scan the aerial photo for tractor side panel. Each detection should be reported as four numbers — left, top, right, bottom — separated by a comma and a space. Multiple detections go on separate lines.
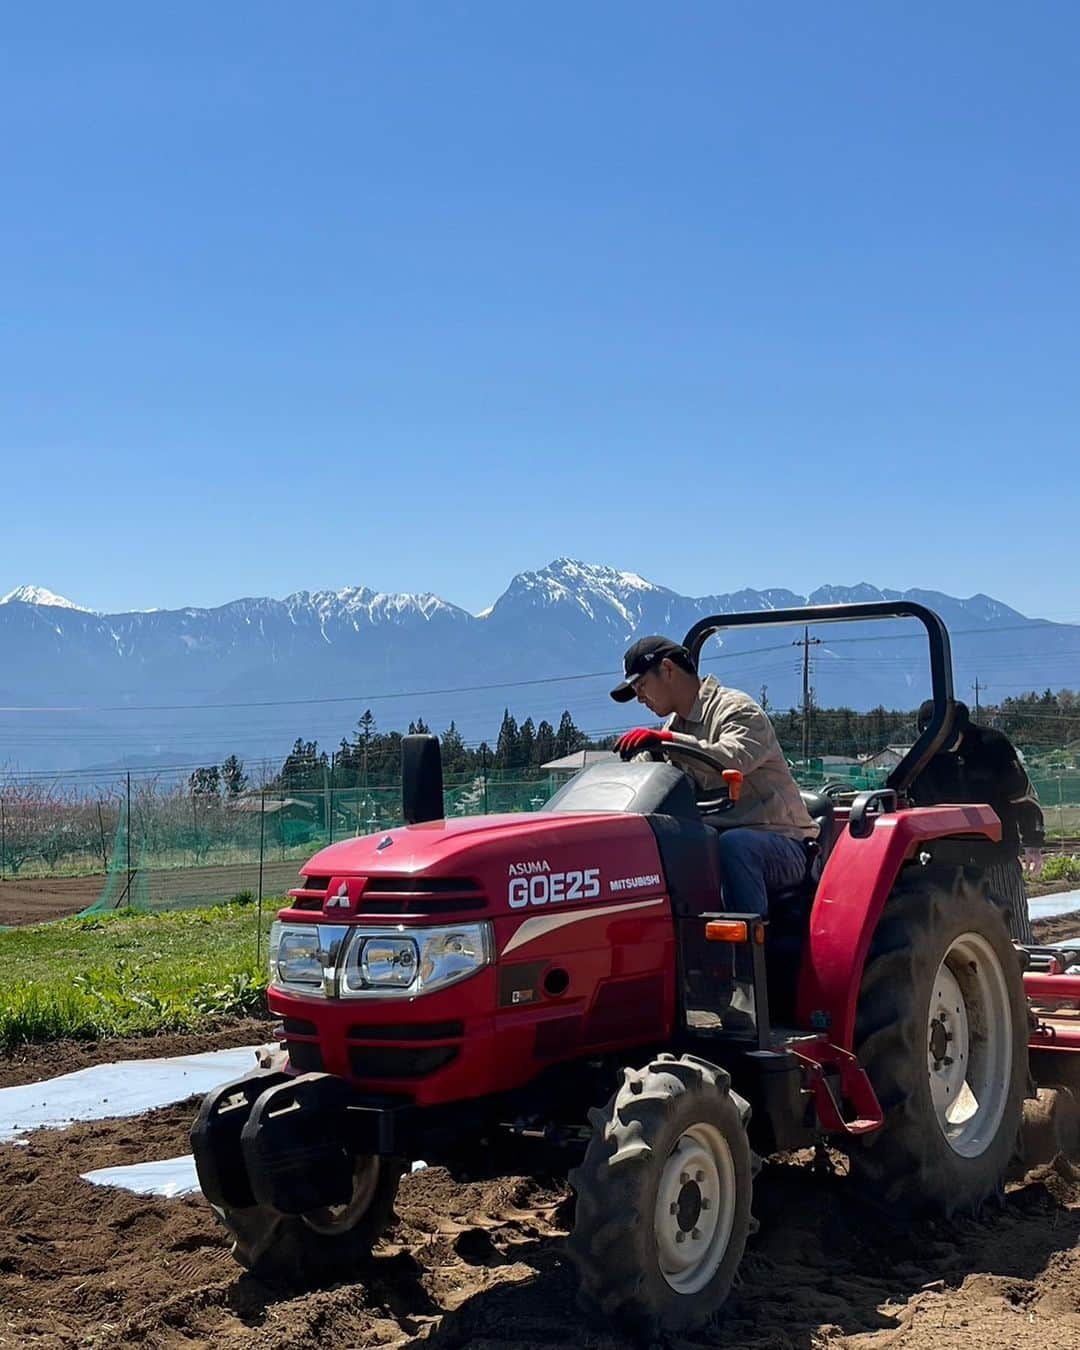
796, 805, 1001, 1049
492, 897, 676, 1073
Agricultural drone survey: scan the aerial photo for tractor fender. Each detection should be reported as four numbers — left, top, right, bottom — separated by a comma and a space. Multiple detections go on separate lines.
795, 804, 1001, 1049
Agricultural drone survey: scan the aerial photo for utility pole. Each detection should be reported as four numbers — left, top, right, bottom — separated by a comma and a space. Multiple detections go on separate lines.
793, 627, 822, 763
125, 771, 132, 909
362, 716, 371, 789
972, 678, 984, 721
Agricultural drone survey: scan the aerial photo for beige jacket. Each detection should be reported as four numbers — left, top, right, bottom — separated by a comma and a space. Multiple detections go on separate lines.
656, 675, 818, 840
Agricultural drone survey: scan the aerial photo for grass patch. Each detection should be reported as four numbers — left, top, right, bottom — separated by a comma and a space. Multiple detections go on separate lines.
0, 902, 279, 1050
1042, 854, 1080, 885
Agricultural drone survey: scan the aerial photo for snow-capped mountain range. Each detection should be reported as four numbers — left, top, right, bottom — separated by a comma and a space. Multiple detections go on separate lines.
0, 558, 1075, 774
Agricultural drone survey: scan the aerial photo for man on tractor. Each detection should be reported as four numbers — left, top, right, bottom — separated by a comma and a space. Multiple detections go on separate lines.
610, 635, 817, 915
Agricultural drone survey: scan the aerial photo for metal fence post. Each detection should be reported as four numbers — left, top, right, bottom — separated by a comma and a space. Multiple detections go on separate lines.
256, 788, 266, 967
96, 798, 108, 870
329, 752, 336, 845
126, 772, 132, 909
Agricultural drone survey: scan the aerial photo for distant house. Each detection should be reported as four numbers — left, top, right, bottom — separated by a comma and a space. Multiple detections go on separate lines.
860, 745, 913, 771
541, 750, 619, 778
228, 796, 317, 821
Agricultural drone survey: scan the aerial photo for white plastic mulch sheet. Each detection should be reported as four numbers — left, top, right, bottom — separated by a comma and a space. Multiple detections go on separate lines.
82, 1152, 203, 1198
80, 1154, 429, 1198
0, 1045, 263, 1145
1030, 888, 1080, 922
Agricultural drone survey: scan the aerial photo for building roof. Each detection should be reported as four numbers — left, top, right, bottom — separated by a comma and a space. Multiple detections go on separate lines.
541, 749, 619, 772
229, 796, 317, 815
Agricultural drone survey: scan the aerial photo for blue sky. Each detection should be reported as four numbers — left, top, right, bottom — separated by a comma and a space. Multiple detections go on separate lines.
1, 2, 1077, 619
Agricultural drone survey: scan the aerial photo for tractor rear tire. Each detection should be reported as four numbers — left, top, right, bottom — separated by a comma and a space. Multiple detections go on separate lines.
214, 1154, 405, 1284
567, 1053, 755, 1341
850, 865, 1028, 1216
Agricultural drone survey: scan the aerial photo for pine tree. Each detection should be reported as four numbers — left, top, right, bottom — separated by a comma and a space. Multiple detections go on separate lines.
279, 739, 325, 790
554, 710, 586, 758
189, 765, 221, 798
518, 717, 536, 768
221, 754, 248, 797
442, 721, 468, 776
355, 710, 376, 784
495, 709, 520, 770
534, 719, 556, 766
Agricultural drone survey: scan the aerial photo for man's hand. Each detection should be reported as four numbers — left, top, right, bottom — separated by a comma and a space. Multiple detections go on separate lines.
1023, 847, 1044, 877
615, 728, 674, 759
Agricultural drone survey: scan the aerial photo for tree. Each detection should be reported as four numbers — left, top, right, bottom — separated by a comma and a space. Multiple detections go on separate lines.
518, 717, 536, 768
278, 739, 327, 791
189, 765, 221, 798
221, 754, 248, 797
357, 709, 376, 785
495, 709, 521, 770
442, 721, 469, 776
534, 719, 556, 766
408, 717, 431, 735
554, 710, 587, 758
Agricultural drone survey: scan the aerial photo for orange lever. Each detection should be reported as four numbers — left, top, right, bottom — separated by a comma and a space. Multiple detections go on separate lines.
723, 769, 744, 801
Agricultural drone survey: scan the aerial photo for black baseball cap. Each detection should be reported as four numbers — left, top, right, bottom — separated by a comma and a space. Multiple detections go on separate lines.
610, 636, 691, 703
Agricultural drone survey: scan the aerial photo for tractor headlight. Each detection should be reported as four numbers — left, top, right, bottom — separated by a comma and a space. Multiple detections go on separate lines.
360, 935, 418, 988
339, 922, 493, 997
277, 929, 322, 987
268, 922, 349, 995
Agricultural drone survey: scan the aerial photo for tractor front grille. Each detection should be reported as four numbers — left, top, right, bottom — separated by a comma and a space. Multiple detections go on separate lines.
357, 876, 486, 915
348, 1045, 459, 1079
345, 1017, 464, 1080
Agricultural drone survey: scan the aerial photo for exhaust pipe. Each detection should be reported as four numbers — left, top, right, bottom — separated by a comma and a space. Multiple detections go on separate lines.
402, 734, 444, 824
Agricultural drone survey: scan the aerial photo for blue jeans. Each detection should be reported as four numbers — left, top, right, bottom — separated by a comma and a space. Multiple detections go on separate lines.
715, 828, 809, 916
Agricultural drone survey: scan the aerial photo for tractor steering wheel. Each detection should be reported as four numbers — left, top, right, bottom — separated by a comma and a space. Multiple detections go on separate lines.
648, 740, 744, 814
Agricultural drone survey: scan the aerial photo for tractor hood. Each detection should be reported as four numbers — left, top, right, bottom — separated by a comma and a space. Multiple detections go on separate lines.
290, 810, 667, 919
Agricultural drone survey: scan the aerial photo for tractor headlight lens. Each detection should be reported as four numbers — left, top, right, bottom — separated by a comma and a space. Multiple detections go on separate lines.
418, 927, 489, 991
340, 922, 493, 997
360, 935, 418, 988
268, 922, 349, 995
268, 920, 283, 982
276, 929, 322, 986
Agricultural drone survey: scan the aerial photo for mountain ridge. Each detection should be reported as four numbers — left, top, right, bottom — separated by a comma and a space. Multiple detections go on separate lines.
0, 559, 1074, 773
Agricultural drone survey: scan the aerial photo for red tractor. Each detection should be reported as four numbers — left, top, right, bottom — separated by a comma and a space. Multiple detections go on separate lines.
192, 601, 1080, 1340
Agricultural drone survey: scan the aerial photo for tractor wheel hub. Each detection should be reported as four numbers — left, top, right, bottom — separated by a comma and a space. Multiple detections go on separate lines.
654, 1124, 737, 1295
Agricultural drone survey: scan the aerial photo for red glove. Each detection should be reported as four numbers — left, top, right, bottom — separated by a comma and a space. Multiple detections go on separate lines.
615, 728, 674, 759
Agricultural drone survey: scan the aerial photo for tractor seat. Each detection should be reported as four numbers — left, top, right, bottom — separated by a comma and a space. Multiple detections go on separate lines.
800, 791, 836, 870
767, 791, 836, 928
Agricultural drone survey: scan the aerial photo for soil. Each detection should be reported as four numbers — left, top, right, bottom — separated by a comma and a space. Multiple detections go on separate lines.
0, 862, 302, 927
0, 874, 105, 926
1, 1037, 1079, 1349
1, 897, 1079, 1345
1032, 913, 1080, 946
0, 1018, 276, 1090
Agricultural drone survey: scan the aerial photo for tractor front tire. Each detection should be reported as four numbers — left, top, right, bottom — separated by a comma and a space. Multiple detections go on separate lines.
851, 865, 1028, 1216
567, 1053, 755, 1341
214, 1154, 405, 1284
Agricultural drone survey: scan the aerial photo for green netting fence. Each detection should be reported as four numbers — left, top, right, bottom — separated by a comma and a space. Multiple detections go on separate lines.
77, 769, 560, 915
2, 754, 1079, 922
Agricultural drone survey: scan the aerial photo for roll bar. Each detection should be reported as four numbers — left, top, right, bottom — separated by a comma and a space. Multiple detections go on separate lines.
680, 600, 956, 795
